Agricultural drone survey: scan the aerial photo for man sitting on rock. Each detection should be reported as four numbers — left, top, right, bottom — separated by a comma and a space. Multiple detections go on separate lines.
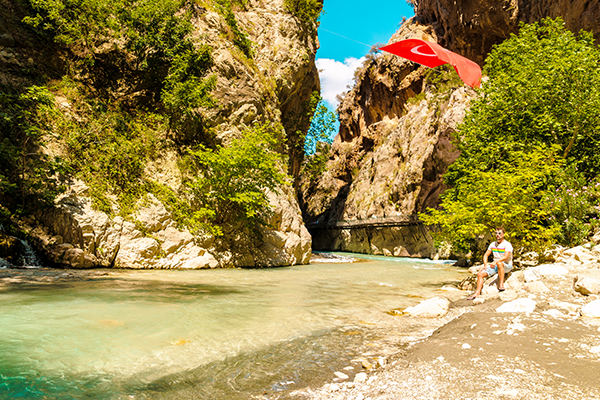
467, 227, 513, 300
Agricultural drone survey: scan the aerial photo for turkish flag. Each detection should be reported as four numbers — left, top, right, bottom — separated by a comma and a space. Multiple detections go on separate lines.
379, 39, 482, 88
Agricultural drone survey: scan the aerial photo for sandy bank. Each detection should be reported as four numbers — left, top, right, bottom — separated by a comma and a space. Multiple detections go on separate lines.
286, 244, 600, 400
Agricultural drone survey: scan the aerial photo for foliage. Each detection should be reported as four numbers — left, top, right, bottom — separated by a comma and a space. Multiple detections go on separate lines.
545, 166, 600, 247
301, 141, 331, 182
300, 96, 336, 182
422, 18, 600, 253
420, 145, 562, 252
23, 0, 217, 134
304, 98, 336, 155
161, 49, 217, 133
185, 123, 289, 236
54, 79, 164, 215
213, 0, 253, 58
0, 85, 66, 214
283, 0, 322, 27
458, 18, 600, 180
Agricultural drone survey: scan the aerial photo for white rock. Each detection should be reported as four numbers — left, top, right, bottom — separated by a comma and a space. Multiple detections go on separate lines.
354, 372, 367, 383
530, 264, 569, 277
404, 297, 450, 318
524, 281, 549, 293
564, 246, 597, 263
496, 298, 537, 313
523, 268, 541, 283
573, 276, 600, 296
334, 371, 348, 380
542, 309, 565, 318
580, 299, 600, 318
134, 194, 172, 233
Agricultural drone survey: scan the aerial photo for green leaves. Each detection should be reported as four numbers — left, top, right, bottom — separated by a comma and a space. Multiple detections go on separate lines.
422, 18, 600, 253
421, 145, 562, 252
283, 0, 322, 27
185, 122, 289, 236
0, 85, 65, 214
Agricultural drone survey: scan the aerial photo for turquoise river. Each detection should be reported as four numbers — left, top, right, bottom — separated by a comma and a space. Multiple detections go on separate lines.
0, 252, 469, 399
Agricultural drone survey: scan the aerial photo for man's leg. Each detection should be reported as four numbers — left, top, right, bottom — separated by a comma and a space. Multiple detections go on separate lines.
468, 269, 489, 299
497, 262, 506, 290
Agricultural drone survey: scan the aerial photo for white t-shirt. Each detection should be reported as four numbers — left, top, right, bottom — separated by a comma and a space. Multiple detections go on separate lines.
488, 240, 513, 264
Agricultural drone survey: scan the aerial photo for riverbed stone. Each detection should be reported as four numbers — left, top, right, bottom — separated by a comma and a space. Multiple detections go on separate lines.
573, 276, 600, 296
523, 268, 541, 283
580, 299, 600, 318
496, 298, 537, 313
405, 297, 450, 318
531, 264, 569, 277
524, 281, 549, 294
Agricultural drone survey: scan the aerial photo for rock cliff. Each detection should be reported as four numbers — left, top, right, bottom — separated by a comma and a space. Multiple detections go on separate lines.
0, 0, 317, 268
300, 0, 600, 258
415, 0, 600, 65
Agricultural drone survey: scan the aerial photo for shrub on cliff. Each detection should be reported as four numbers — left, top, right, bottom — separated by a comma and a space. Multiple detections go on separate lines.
184, 123, 289, 237
0, 85, 66, 214
421, 18, 600, 252
23, 0, 217, 135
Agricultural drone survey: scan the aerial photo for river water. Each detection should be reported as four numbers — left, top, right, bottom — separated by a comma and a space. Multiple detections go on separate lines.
0, 253, 468, 399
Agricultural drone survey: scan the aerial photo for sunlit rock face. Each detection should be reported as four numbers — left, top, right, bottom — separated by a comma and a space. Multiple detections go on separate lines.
3, 0, 317, 268
300, 19, 473, 258
415, 0, 600, 66
301, 0, 600, 257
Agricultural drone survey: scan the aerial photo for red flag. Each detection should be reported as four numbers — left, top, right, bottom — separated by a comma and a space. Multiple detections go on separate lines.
379, 39, 482, 88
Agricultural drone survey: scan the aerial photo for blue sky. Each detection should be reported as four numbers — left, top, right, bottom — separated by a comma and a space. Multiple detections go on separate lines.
316, 1, 415, 112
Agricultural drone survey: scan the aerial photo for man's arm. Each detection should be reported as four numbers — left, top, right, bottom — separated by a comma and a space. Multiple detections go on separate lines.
491, 251, 511, 267
481, 249, 492, 271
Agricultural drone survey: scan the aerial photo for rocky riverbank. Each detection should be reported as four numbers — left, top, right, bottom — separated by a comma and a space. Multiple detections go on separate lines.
284, 240, 600, 400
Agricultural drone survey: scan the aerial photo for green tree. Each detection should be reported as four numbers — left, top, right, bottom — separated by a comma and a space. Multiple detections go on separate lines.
0, 86, 65, 214
421, 145, 562, 252
304, 98, 336, 155
283, 0, 322, 27
185, 123, 289, 236
451, 18, 600, 181
421, 18, 600, 252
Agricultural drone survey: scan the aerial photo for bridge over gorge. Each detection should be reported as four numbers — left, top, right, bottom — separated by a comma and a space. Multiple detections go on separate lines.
305, 215, 425, 230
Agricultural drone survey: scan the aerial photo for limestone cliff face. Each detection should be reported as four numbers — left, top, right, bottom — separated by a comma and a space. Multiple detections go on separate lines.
415, 0, 600, 65
1, 0, 316, 268
301, 0, 600, 258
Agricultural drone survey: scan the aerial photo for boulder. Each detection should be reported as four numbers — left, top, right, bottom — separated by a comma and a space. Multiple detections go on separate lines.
0, 233, 22, 264
404, 297, 450, 318
573, 276, 600, 296
516, 251, 538, 268
523, 268, 541, 283
530, 264, 569, 277
580, 299, 600, 318
496, 298, 537, 313
524, 281, 549, 294
563, 246, 597, 264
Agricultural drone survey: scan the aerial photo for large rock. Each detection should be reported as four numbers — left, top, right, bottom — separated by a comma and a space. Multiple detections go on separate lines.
404, 297, 450, 318
5, 0, 318, 269
574, 276, 600, 296
524, 281, 549, 294
496, 298, 537, 313
0, 232, 22, 264
530, 264, 569, 277
415, 0, 600, 66
580, 299, 600, 318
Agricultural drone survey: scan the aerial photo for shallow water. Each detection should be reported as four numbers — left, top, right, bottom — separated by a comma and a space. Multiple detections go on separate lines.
0, 253, 467, 399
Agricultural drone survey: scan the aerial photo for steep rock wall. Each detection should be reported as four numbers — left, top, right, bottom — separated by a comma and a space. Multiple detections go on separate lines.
302, 0, 600, 257
1, 0, 317, 268
415, 0, 600, 65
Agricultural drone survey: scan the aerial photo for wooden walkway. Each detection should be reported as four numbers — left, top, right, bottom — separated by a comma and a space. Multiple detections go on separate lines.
305, 215, 422, 230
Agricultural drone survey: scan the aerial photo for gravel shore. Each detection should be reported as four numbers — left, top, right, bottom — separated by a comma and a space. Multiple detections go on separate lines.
285, 245, 600, 400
